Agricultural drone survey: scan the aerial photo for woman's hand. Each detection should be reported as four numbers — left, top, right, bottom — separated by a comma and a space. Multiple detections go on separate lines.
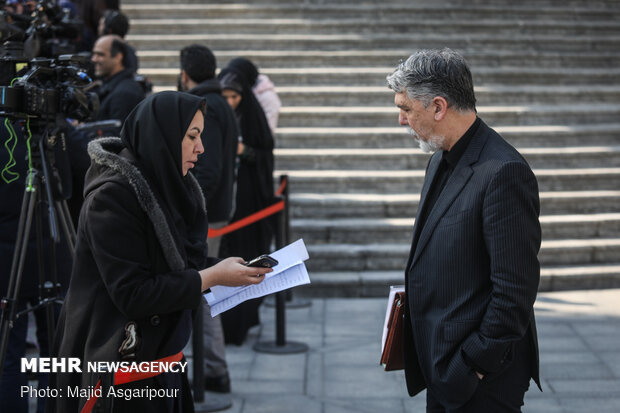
199, 257, 271, 291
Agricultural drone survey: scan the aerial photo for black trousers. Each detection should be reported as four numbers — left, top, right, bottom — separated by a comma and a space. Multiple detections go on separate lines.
426, 336, 532, 413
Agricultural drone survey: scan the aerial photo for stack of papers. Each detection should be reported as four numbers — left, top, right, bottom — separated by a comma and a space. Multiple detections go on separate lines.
204, 239, 311, 317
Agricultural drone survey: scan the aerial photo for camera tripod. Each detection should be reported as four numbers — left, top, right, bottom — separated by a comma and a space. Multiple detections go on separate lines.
0, 129, 76, 378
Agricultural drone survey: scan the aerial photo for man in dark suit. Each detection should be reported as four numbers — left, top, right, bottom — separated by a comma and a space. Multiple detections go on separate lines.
387, 48, 542, 412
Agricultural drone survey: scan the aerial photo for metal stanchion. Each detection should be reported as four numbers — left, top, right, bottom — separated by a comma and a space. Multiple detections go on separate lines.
253, 176, 308, 354
192, 303, 204, 402
193, 302, 233, 412
264, 175, 311, 309
263, 286, 312, 309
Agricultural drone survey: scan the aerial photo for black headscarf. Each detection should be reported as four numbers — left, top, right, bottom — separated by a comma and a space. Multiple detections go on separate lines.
218, 63, 274, 201
228, 57, 259, 87
218, 58, 275, 255
120, 91, 207, 266
218, 60, 275, 344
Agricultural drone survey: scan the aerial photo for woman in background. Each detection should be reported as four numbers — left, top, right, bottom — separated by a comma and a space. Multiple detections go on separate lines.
226, 57, 281, 135
218, 61, 275, 345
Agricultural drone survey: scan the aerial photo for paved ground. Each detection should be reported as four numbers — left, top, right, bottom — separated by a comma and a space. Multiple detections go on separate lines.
22, 289, 620, 412
198, 289, 620, 413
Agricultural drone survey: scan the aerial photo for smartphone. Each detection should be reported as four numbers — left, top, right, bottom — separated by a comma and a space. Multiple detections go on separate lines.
245, 254, 278, 268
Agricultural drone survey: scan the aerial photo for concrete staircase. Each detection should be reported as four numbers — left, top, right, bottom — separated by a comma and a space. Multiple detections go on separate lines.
122, 0, 620, 296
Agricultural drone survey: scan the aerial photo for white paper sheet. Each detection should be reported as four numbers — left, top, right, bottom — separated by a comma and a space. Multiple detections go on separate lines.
204, 239, 311, 317
381, 285, 405, 354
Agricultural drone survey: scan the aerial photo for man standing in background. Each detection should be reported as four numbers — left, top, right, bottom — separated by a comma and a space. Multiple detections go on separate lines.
91, 34, 144, 125
179, 44, 239, 403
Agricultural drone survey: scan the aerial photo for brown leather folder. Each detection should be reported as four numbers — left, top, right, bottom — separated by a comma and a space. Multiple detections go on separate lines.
380, 291, 405, 371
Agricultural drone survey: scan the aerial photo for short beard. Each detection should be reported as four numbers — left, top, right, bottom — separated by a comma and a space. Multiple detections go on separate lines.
408, 127, 445, 153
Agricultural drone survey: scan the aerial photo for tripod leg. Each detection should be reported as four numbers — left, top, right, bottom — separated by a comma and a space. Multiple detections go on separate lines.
0, 177, 39, 378
35, 196, 57, 358
55, 200, 76, 253
5, 183, 37, 302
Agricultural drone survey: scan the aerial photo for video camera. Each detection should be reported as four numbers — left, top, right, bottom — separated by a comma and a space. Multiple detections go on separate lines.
1, 0, 81, 58
0, 44, 99, 199
0, 51, 98, 123
0, 0, 98, 125
0, 0, 96, 382
0, 0, 99, 199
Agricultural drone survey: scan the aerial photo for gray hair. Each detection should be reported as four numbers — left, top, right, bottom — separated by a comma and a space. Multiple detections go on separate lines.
386, 48, 476, 112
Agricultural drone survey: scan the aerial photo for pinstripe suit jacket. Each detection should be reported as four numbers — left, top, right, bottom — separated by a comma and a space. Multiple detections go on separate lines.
403, 119, 541, 409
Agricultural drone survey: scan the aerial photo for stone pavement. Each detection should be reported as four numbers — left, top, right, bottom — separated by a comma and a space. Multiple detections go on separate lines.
21, 289, 620, 412
205, 289, 620, 413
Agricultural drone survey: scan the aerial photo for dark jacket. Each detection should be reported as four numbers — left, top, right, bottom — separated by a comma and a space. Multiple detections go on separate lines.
125, 44, 139, 73
217, 66, 275, 345
403, 120, 541, 409
51, 137, 208, 412
95, 69, 145, 125
188, 78, 239, 223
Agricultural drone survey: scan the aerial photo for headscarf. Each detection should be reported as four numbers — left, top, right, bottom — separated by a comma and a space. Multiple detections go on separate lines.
227, 57, 259, 87
120, 91, 206, 265
218, 61, 274, 201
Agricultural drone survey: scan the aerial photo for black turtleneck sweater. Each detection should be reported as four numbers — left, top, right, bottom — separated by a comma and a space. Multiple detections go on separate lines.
413, 117, 481, 250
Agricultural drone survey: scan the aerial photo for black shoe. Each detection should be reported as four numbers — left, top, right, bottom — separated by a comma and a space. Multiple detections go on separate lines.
204, 374, 231, 393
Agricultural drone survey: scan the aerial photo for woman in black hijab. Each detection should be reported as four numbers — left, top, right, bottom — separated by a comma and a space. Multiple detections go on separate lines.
218, 60, 276, 345
50, 91, 271, 413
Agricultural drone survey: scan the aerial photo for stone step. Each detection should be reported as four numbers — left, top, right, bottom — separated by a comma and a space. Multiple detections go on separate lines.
123, 0, 620, 292
274, 124, 620, 149
138, 50, 620, 69
129, 18, 620, 36
274, 146, 620, 170
143, 66, 620, 87
275, 168, 620, 193
301, 264, 620, 297
123, 0, 620, 7
126, 32, 620, 52
122, 3, 620, 21
304, 239, 620, 271
273, 85, 620, 106
291, 213, 620, 245
275, 105, 620, 127
287, 191, 620, 218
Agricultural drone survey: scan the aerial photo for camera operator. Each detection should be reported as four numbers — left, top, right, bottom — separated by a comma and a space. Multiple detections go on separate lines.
60, 34, 144, 224
0, 120, 72, 413
90, 34, 144, 127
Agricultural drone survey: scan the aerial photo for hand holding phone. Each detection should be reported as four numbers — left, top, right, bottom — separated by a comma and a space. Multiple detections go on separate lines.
245, 254, 278, 268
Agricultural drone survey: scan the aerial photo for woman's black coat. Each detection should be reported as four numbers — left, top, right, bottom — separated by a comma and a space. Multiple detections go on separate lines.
50, 137, 208, 412
218, 63, 275, 345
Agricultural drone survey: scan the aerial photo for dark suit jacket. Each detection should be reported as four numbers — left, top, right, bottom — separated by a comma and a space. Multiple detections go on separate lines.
403, 119, 541, 409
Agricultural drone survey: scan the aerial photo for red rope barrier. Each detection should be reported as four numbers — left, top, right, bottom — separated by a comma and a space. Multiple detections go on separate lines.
275, 176, 287, 196
208, 200, 285, 238
114, 352, 184, 386
80, 352, 184, 413
207, 178, 288, 239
